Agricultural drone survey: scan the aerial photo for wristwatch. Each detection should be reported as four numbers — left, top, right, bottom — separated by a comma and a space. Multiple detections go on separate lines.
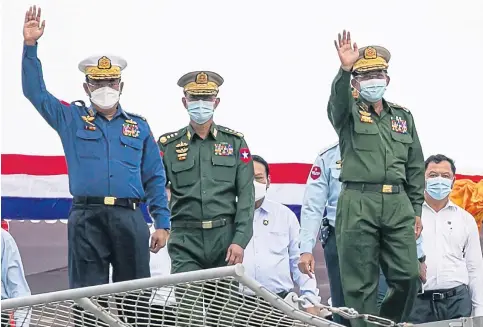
418, 255, 426, 263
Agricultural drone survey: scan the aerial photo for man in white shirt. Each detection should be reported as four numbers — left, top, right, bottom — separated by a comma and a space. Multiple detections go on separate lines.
239, 155, 321, 322
1, 229, 31, 327
409, 154, 483, 323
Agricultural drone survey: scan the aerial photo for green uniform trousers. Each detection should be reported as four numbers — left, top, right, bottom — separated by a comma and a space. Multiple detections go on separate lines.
167, 223, 238, 327
335, 187, 420, 327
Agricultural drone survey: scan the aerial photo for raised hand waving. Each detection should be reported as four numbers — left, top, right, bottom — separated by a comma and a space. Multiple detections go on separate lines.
334, 30, 359, 72
24, 5, 45, 46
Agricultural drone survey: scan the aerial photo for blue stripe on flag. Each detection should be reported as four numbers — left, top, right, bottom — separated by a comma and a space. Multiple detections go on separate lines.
1, 197, 302, 222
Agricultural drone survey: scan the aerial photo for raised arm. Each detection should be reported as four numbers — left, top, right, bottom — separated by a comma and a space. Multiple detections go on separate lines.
22, 6, 72, 132
328, 30, 360, 131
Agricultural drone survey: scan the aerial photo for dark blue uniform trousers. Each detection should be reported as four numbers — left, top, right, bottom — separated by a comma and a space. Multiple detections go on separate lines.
68, 203, 151, 327
323, 228, 351, 327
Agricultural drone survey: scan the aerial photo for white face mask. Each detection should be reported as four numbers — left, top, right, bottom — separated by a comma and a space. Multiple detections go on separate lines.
254, 180, 267, 201
89, 86, 120, 110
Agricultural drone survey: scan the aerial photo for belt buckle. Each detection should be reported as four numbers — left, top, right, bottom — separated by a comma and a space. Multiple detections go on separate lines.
382, 185, 393, 193
104, 197, 117, 206
202, 221, 213, 229
432, 292, 444, 301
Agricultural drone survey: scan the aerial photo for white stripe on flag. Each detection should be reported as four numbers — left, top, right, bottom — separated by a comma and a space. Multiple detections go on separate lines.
1, 175, 307, 205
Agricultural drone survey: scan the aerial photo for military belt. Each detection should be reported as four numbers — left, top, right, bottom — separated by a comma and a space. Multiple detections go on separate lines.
73, 196, 140, 210
343, 182, 403, 194
171, 217, 233, 230
420, 285, 467, 301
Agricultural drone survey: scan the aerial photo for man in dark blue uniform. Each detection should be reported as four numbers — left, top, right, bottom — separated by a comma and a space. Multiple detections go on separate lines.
21, 6, 170, 326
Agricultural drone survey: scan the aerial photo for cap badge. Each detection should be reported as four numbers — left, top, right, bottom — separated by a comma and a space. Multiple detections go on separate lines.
195, 72, 208, 84
364, 47, 377, 60
97, 56, 112, 70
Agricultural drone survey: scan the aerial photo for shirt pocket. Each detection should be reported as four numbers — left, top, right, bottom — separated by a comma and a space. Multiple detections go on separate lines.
119, 135, 144, 167
329, 166, 341, 180
171, 158, 197, 187
212, 156, 236, 183
390, 131, 413, 161
351, 112, 380, 151
268, 230, 289, 255
75, 129, 103, 159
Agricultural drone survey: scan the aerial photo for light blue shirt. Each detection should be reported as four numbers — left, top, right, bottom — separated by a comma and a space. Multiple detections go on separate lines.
242, 199, 320, 304
300, 144, 425, 259
300, 143, 341, 254
1, 229, 31, 326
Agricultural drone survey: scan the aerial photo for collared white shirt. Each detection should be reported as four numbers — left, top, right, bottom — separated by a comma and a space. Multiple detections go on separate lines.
1, 229, 31, 327
421, 200, 483, 316
241, 199, 320, 303
109, 226, 176, 306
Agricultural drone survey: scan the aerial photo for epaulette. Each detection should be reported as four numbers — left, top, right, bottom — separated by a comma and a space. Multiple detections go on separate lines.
71, 100, 86, 108
387, 101, 410, 113
125, 111, 147, 121
217, 125, 244, 138
318, 142, 339, 157
158, 127, 186, 145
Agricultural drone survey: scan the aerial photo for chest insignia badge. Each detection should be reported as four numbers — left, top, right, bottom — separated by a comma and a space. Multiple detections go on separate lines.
360, 115, 373, 123
214, 142, 234, 156
122, 121, 140, 138
175, 141, 189, 161
391, 116, 408, 134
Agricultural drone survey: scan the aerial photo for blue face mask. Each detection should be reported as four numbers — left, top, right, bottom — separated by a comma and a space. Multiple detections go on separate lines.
359, 78, 387, 103
425, 177, 453, 200
187, 100, 215, 125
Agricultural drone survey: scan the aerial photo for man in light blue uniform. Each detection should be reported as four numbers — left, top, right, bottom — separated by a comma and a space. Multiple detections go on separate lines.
298, 143, 350, 326
21, 6, 169, 327
1, 229, 31, 327
299, 143, 426, 323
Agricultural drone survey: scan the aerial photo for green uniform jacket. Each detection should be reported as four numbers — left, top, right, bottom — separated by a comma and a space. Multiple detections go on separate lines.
157, 122, 255, 248
327, 68, 425, 217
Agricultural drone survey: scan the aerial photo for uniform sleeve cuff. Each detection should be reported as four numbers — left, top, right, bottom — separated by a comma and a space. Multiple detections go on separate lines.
300, 243, 313, 255
232, 232, 250, 249
24, 43, 38, 58
154, 216, 170, 230
413, 204, 422, 217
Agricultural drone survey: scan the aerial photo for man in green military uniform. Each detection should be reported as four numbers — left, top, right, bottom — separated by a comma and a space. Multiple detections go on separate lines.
327, 30, 425, 326
157, 71, 255, 325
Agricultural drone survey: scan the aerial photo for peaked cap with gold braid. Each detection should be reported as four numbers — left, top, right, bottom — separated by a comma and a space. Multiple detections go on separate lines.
352, 46, 391, 75
177, 71, 224, 96
78, 55, 127, 80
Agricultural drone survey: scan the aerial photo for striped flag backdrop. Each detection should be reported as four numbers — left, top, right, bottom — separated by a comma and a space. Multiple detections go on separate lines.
2, 154, 482, 222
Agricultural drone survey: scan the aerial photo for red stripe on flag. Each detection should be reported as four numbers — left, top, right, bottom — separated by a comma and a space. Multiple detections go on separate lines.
1, 154, 482, 184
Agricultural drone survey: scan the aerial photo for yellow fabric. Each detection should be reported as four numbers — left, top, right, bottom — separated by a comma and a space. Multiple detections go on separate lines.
450, 179, 483, 231
353, 57, 388, 73
183, 81, 219, 95
84, 66, 121, 80
84, 56, 121, 80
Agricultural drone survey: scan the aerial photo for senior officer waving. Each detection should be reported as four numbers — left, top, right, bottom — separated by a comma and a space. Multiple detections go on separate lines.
21, 5, 170, 297
327, 30, 425, 327
158, 71, 255, 271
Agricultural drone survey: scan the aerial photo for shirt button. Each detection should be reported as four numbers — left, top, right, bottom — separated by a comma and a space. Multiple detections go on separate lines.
109, 175, 113, 178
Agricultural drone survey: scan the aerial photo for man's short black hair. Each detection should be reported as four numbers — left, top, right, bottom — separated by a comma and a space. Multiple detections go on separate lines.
252, 155, 270, 177
425, 154, 456, 175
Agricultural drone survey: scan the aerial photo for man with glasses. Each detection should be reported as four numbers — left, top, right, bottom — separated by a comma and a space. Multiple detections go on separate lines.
21, 6, 169, 326
327, 30, 425, 327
